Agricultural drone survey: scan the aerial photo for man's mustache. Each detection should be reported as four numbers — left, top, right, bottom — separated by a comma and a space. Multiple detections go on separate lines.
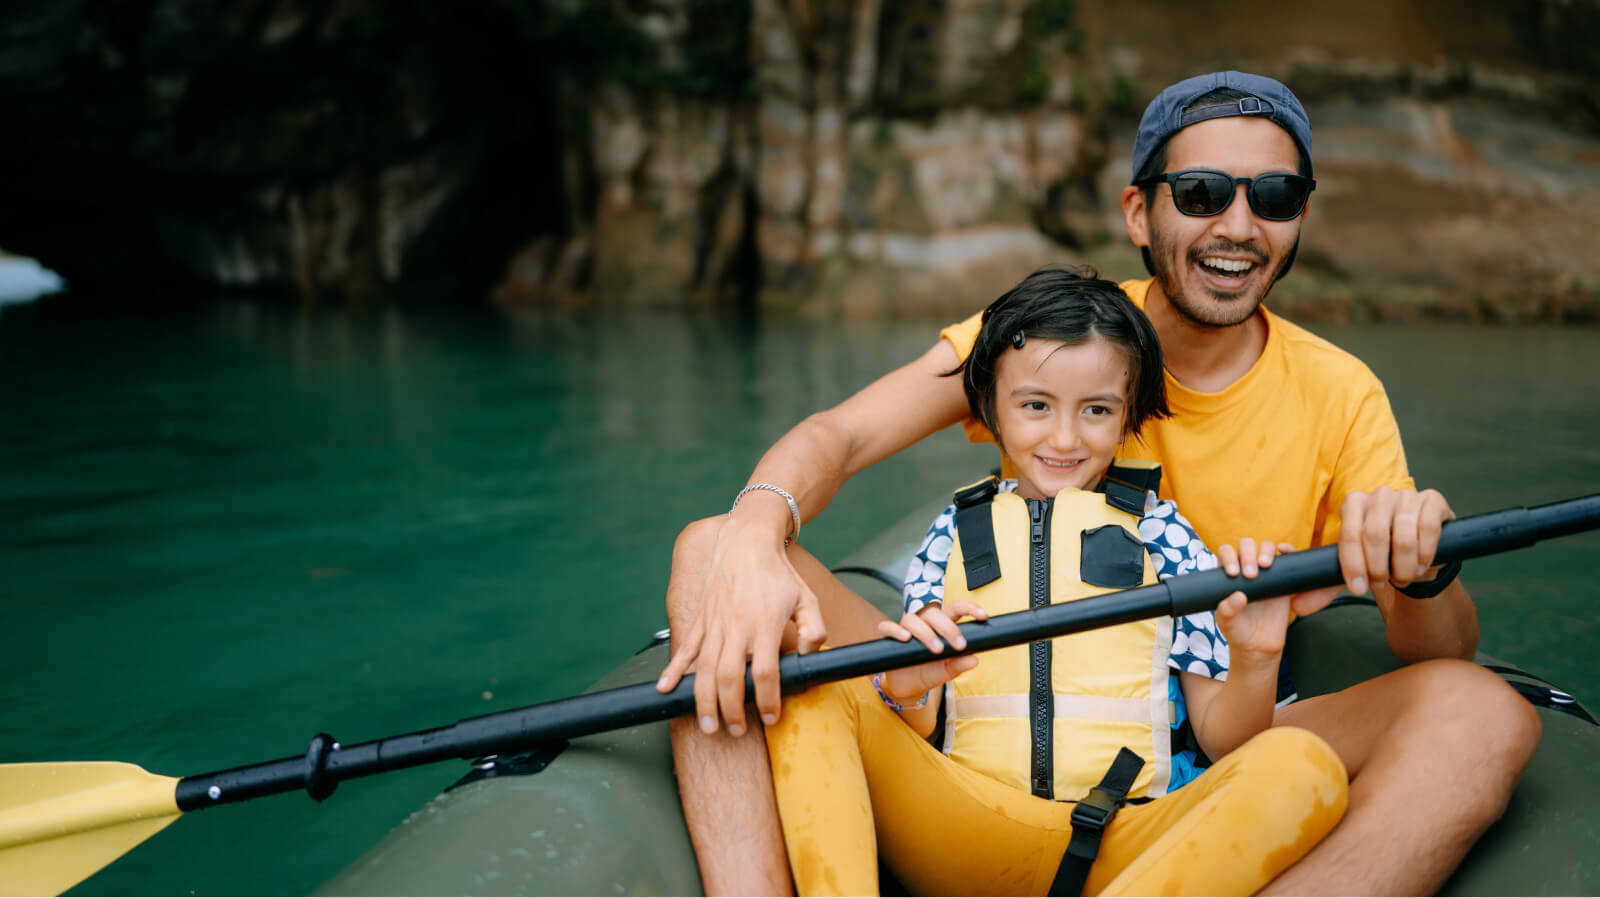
1187, 241, 1270, 265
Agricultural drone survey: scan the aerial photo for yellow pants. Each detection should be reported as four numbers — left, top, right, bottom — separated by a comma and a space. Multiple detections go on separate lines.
766, 677, 1348, 896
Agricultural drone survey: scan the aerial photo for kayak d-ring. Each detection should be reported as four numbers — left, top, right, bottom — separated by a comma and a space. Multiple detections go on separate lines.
636, 627, 672, 654
304, 732, 339, 802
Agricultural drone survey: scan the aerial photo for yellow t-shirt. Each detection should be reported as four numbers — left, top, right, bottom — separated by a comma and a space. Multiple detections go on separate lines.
940, 278, 1415, 551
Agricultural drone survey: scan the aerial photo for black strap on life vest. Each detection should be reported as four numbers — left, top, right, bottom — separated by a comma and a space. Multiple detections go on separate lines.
1049, 747, 1146, 897
1101, 462, 1162, 515
953, 477, 1001, 588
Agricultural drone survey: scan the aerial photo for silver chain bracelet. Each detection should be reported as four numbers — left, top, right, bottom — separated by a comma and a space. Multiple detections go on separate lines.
729, 483, 802, 546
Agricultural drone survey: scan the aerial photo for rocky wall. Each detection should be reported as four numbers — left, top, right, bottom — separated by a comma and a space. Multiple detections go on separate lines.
0, 0, 560, 301
3, 0, 1597, 319
493, 0, 1600, 321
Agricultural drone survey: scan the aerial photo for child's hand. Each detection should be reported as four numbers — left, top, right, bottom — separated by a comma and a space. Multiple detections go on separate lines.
1213, 537, 1345, 659
1212, 538, 1298, 659
876, 601, 988, 703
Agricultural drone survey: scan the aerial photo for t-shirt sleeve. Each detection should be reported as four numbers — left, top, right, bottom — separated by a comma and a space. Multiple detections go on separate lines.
939, 312, 983, 363
1140, 500, 1230, 681
903, 503, 957, 616
1316, 379, 1417, 548
938, 312, 996, 445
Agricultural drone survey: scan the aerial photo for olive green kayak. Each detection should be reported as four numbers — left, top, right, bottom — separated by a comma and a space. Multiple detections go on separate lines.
320, 497, 1600, 896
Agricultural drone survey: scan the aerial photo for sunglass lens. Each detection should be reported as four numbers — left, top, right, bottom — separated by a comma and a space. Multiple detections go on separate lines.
1171, 173, 1232, 215
1251, 175, 1309, 220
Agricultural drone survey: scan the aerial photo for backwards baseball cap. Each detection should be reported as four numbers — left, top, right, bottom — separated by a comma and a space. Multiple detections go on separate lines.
1130, 71, 1313, 184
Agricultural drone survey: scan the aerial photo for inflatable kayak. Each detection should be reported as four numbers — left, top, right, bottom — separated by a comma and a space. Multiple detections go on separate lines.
319, 497, 1600, 896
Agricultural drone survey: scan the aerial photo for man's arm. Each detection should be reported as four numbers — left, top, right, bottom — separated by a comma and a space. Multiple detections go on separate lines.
1291, 379, 1480, 662
656, 337, 973, 733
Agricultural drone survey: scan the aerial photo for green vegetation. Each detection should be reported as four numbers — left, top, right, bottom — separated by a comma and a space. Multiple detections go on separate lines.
1109, 73, 1138, 114
1019, 53, 1050, 106
1026, 0, 1076, 35
872, 117, 894, 149
510, 0, 753, 99
1017, 0, 1086, 107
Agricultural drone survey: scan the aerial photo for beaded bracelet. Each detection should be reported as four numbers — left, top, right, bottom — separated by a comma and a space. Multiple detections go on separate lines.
871, 671, 930, 712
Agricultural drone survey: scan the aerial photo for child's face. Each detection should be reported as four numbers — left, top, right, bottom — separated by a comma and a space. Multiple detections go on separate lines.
992, 336, 1129, 501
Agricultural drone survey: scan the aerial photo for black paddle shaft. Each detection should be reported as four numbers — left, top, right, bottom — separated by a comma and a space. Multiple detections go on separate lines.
173, 494, 1600, 812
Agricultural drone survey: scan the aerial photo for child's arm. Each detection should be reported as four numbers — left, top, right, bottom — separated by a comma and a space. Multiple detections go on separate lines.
1179, 539, 1342, 759
872, 501, 987, 737
876, 602, 987, 738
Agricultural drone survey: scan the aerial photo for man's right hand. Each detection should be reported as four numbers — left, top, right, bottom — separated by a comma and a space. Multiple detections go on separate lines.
655, 512, 827, 736
653, 336, 972, 736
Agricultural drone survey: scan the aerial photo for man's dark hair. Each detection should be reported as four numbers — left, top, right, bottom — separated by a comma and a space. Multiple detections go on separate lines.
949, 267, 1171, 443
1134, 87, 1314, 276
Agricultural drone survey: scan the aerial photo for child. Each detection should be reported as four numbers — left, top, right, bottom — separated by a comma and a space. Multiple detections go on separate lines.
764, 268, 1348, 896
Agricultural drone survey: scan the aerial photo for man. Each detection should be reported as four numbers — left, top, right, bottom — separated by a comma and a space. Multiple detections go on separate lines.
656, 71, 1541, 895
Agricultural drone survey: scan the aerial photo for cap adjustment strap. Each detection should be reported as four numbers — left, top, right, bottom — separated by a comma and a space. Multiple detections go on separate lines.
1178, 98, 1276, 130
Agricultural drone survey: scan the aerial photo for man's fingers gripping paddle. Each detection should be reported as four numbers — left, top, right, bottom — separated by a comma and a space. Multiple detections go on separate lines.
657, 613, 705, 695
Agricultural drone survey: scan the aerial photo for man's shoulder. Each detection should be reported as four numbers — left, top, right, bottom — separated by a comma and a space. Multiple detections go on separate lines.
1266, 309, 1386, 393
1117, 278, 1152, 309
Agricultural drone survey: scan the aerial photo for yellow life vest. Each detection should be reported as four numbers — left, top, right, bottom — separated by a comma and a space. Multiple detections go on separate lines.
940, 461, 1174, 802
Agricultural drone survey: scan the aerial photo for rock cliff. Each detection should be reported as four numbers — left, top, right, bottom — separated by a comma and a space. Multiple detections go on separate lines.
0, 0, 559, 301
2, 0, 1596, 319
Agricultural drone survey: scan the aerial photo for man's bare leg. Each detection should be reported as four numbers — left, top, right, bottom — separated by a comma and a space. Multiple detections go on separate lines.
668, 713, 791, 896
666, 517, 888, 895
1262, 658, 1541, 895
666, 517, 791, 895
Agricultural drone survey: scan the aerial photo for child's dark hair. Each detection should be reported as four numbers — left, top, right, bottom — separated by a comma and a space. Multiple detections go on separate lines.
949, 267, 1171, 441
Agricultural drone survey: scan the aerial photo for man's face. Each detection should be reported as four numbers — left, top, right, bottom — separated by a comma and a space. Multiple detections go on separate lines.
1122, 116, 1308, 328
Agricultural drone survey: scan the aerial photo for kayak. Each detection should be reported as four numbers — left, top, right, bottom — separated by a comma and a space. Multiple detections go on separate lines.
319, 497, 1600, 896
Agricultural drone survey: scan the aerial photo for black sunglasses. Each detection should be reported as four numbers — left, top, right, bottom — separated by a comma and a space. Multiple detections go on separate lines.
1136, 169, 1315, 222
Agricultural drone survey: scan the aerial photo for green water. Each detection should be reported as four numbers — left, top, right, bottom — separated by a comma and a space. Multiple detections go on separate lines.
2, 298, 1597, 895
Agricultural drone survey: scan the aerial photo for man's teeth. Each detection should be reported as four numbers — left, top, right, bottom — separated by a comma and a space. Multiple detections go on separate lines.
1201, 258, 1254, 274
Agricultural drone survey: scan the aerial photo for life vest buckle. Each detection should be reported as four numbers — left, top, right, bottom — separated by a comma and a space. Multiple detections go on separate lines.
1101, 461, 1162, 515
1049, 747, 1145, 896
1069, 785, 1119, 833
953, 477, 999, 510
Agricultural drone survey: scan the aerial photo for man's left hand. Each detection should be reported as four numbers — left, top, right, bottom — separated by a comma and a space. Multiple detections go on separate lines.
1335, 486, 1456, 601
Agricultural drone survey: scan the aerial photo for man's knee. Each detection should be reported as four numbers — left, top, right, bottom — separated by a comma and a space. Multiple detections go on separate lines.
1380, 659, 1542, 816
1405, 659, 1542, 749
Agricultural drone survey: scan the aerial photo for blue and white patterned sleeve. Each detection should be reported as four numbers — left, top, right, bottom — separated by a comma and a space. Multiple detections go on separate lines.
1138, 499, 1231, 681
903, 503, 957, 616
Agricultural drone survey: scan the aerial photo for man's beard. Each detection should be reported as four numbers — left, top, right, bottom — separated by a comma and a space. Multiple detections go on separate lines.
1150, 225, 1285, 329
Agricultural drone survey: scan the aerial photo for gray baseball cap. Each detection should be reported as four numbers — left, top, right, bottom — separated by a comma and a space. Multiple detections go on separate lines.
1130, 71, 1313, 184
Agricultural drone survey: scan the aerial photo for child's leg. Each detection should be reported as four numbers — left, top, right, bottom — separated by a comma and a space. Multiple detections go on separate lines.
769, 683, 1346, 897
764, 679, 880, 895
1091, 726, 1349, 896
771, 676, 1077, 896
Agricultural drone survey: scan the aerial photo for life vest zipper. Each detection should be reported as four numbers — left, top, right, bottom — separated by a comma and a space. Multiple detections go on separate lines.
1028, 496, 1053, 800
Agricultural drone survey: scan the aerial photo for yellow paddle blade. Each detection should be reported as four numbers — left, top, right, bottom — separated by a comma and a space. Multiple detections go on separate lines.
0, 762, 182, 897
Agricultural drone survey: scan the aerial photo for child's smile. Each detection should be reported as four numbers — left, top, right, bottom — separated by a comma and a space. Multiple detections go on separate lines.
992, 336, 1130, 501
